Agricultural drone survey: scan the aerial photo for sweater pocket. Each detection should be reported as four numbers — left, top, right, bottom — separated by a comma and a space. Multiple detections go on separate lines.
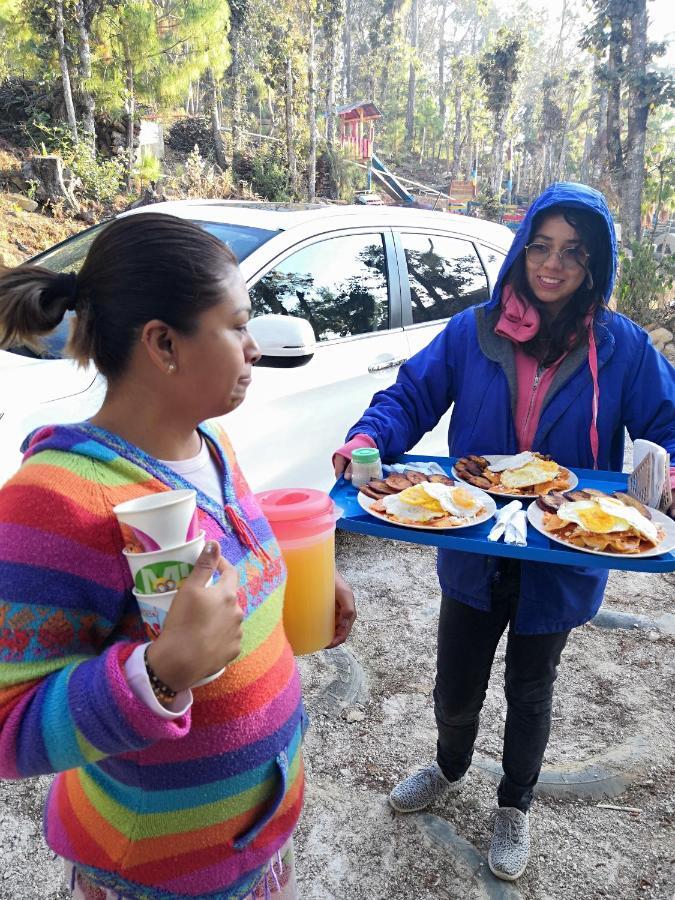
233, 750, 290, 850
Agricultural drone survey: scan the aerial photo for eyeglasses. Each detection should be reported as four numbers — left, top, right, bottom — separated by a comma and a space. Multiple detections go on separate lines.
524, 242, 590, 270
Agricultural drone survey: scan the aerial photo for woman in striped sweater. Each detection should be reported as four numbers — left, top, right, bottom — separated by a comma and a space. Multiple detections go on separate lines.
0, 214, 356, 899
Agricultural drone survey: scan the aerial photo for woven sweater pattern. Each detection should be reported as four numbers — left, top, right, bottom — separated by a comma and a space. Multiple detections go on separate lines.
0, 421, 304, 899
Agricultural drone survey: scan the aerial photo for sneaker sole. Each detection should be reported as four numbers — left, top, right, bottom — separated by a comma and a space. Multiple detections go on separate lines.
487, 851, 528, 882
387, 795, 433, 813
388, 776, 466, 814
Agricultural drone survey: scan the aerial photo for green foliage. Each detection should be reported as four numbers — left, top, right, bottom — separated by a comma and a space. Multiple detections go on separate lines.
250, 148, 292, 201
476, 186, 502, 222
615, 241, 675, 326
478, 27, 523, 122
134, 152, 162, 187
34, 122, 124, 203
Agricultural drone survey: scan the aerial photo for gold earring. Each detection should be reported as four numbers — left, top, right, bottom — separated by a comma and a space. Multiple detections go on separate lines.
167, 363, 176, 374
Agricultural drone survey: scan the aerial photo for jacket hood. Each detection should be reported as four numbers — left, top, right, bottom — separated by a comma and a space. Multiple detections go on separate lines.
490, 182, 618, 310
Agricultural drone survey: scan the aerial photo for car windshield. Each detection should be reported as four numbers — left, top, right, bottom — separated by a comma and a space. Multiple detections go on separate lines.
35, 218, 277, 275
11, 217, 278, 360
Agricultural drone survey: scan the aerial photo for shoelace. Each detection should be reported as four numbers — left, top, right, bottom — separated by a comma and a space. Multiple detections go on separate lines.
495, 813, 525, 846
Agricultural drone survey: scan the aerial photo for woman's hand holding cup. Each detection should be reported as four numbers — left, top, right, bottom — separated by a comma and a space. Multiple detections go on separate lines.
145, 541, 243, 691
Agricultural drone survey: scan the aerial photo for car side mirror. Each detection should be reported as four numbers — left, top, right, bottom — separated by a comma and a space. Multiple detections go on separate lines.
248, 314, 316, 368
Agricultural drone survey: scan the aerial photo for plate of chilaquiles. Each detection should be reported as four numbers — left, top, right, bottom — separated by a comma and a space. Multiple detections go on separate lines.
452, 451, 578, 498
528, 488, 675, 558
357, 469, 496, 530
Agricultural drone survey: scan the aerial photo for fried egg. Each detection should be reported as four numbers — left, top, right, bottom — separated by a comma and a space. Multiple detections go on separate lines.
499, 458, 561, 490
382, 482, 484, 522
557, 497, 658, 544
488, 452, 535, 473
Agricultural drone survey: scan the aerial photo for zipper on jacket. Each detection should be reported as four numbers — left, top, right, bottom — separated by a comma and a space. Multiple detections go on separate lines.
522, 364, 545, 438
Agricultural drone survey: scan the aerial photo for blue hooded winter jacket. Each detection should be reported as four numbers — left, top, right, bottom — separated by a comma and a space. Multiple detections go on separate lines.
347, 182, 675, 634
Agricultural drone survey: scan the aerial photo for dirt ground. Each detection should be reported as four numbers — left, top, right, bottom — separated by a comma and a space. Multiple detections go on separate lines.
1, 530, 673, 900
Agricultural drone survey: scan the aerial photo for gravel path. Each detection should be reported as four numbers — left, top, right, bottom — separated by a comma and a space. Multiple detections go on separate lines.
1, 531, 673, 899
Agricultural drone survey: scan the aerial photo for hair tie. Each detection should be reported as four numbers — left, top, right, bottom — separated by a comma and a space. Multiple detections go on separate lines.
50, 271, 79, 311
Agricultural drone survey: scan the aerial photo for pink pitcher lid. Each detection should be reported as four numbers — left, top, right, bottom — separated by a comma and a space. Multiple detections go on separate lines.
255, 488, 338, 542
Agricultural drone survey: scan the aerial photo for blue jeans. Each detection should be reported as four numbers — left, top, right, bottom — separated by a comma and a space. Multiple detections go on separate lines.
434, 559, 570, 812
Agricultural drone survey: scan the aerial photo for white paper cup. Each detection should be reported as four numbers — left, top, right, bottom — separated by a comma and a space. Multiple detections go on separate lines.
114, 489, 198, 551
133, 587, 225, 687
123, 531, 206, 595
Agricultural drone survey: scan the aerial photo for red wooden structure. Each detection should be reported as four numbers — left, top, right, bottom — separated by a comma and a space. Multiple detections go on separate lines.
337, 101, 382, 161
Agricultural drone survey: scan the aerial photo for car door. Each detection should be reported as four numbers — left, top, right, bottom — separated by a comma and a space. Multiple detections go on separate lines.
221, 228, 410, 491
393, 229, 505, 457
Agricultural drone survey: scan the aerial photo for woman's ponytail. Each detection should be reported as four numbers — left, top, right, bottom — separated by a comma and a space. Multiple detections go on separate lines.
0, 265, 78, 354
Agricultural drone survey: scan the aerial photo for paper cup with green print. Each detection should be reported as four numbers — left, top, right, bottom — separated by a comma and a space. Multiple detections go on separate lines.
132, 586, 224, 687
123, 532, 206, 595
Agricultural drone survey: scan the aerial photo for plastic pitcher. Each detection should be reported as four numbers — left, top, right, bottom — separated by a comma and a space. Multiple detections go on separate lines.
256, 488, 340, 655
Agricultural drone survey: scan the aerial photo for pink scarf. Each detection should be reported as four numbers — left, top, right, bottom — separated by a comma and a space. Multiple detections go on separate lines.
495, 286, 600, 469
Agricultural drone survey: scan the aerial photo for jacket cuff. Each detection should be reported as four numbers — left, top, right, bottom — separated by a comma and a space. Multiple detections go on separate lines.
124, 643, 193, 720
332, 433, 377, 465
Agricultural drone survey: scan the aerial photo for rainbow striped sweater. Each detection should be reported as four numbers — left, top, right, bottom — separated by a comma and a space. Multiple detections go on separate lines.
0, 421, 305, 899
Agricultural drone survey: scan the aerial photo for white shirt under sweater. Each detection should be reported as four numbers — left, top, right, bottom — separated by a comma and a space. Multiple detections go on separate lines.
124, 437, 224, 718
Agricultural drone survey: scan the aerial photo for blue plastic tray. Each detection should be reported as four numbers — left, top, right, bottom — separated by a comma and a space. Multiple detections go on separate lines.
330, 454, 675, 573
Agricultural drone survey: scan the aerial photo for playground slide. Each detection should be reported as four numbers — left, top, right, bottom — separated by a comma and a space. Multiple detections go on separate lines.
370, 154, 415, 205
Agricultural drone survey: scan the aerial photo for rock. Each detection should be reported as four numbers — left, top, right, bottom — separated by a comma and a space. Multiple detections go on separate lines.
649, 327, 673, 351
645, 323, 659, 333
343, 708, 366, 723
5, 192, 37, 212
662, 342, 675, 364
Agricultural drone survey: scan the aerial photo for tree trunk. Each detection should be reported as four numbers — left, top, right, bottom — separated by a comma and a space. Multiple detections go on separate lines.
122, 35, 135, 192
75, 0, 95, 150
326, 25, 337, 148
491, 114, 505, 195
207, 68, 228, 171
605, 5, 624, 186
405, 0, 418, 150
623, 0, 649, 241
55, 0, 78, 143
464, 108, 473, 182
22, 155, 79, 212
438, 1, 448, 123
230, 27, 242, 153
343, 0, 352, 100
285, 54, 298, 197
592, 85, 608, 182
450, 82, 462, 182
308, 11, 317, 200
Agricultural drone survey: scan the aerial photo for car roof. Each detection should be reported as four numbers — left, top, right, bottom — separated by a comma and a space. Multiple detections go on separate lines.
120, 199, 512, 247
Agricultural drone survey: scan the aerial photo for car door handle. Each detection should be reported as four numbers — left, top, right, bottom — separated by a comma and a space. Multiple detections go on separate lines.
368, 357, 408, 373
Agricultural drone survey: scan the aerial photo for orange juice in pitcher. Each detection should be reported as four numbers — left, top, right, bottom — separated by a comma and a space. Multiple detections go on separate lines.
256, 489, 340, 655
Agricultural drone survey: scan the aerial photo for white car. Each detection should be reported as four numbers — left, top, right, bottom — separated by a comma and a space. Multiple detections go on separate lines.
0, 201, 512, 490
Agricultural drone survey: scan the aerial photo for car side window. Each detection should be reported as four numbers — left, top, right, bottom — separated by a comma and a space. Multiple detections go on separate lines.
479, 247, 507, 290
249, 233, 389, 341
400, 233, 490, 324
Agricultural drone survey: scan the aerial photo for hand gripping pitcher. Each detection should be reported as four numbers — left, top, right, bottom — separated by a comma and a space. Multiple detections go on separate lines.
256, 488, 341, 655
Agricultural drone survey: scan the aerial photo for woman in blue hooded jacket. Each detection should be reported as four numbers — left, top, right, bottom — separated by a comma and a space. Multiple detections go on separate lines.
333, 183, 675, 882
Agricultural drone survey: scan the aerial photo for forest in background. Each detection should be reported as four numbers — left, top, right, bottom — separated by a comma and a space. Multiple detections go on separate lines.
0, 0, 673, 251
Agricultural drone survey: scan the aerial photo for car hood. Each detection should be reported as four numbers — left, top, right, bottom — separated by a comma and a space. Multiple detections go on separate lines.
0, 353, 97, 409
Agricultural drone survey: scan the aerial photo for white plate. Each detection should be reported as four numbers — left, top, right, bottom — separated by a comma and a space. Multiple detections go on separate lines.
451, 454, 579, 499
357, 485, 496, 531
527, 499, 675, 558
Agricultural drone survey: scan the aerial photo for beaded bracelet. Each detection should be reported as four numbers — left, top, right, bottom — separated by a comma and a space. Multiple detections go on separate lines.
144, 645, 178, 705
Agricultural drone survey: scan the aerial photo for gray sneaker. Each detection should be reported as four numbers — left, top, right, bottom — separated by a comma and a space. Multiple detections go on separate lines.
488, 807, 530, 881
388, 763, 466, 813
